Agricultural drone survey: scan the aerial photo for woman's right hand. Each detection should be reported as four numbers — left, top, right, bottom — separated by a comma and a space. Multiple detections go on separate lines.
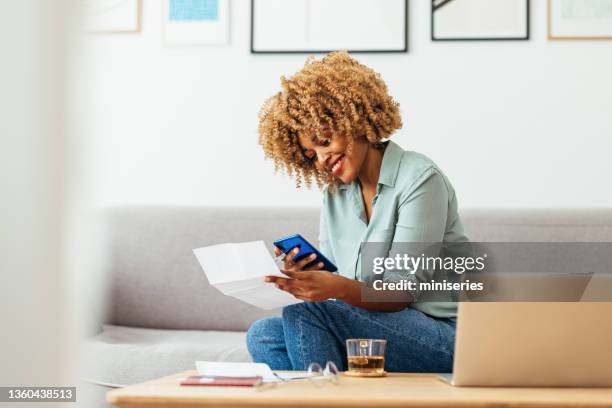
267, 246, 343, 302
269, 247, 409, 311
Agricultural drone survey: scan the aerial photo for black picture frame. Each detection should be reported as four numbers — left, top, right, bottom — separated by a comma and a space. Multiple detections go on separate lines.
250, 0, 409, 54
431, 0, 530, 41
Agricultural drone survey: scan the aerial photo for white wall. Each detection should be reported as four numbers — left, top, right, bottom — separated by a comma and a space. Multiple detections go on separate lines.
74, 0, 612, 208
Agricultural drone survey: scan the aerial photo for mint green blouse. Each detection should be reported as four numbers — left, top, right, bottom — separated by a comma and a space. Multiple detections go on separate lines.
318, 141, 468, 318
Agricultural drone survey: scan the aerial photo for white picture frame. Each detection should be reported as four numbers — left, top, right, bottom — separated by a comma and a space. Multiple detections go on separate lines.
432, 0, 529, 41
82, 0, 140, 33
163, 0, 230, 46
548, 0, 612, 40
251, 0, 408, 53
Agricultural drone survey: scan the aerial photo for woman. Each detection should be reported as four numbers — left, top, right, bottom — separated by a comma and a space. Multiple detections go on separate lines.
247, 51, 468, 373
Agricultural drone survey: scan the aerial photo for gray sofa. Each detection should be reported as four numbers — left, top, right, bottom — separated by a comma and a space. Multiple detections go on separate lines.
82, 207, 612, 390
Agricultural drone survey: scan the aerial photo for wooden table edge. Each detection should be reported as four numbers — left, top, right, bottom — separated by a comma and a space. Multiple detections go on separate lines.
106, 370, 612, 408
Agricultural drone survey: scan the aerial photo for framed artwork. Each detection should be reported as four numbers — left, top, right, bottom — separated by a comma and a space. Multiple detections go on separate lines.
82, 0, 140, 33
549, 0, 612, 40
251, 0, 408, 54
163, 0, 230, 46
432, 0, 529, 41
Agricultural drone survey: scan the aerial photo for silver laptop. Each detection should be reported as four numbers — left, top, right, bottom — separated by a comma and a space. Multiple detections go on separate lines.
442, 300, 612, 387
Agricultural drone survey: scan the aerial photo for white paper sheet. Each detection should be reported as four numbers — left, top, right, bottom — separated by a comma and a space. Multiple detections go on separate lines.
274, 372, 310, 381
193, 240, 302, 309
195, 361, 310, 383
196, 361, 277, 381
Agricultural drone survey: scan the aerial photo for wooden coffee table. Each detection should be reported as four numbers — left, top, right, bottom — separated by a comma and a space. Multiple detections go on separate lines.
107, 370, 612, 408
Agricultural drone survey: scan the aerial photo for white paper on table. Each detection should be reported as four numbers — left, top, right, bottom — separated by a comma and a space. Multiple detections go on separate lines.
193, 240, 302, 309
274, 372, 310, 381
196, 361, 277, 381
195, 361, 309, 383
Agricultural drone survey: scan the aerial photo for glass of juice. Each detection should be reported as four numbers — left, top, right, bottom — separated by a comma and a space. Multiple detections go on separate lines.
345, 339, 387, 377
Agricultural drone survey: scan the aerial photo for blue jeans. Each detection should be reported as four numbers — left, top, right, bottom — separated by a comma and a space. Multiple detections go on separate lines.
246, 300, 456, 372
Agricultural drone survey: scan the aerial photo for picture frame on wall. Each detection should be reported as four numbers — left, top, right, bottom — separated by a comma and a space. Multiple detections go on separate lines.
251, 0, 408, 54
163, 0, 230, 46
82, 0, 140, 33
548, 0, 612, 40
432, 0, 529, 41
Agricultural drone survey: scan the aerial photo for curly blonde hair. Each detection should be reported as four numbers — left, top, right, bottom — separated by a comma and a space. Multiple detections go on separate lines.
258, 51, 402, 188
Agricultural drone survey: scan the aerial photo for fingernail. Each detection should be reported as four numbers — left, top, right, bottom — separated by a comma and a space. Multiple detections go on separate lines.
293, 248, 299, 254
310, 254, 316, 260
318, 262, 323, 267
264, 277, 271, 282
275, 284, 280, 289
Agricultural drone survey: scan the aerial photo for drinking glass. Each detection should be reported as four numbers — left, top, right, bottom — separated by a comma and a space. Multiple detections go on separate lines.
345, 339, 387, 377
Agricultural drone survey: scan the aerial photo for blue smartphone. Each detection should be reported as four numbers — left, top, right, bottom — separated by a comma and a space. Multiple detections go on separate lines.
273, 234, 337, 272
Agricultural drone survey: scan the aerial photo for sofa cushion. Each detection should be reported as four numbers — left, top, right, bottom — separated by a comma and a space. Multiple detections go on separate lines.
81, 325, 251, 386
461, 209, 612, 242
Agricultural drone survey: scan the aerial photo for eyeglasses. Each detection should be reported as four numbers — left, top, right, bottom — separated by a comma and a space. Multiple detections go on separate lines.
306, 361, 340, 386
260, 361, 340, 390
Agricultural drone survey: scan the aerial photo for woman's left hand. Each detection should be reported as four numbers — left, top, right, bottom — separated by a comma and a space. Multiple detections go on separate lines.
265, 270, 349, 302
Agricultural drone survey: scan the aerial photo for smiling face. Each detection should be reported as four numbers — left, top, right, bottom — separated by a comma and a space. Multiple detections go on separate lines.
258, 51, 402, 188
297, 131, 369, 184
